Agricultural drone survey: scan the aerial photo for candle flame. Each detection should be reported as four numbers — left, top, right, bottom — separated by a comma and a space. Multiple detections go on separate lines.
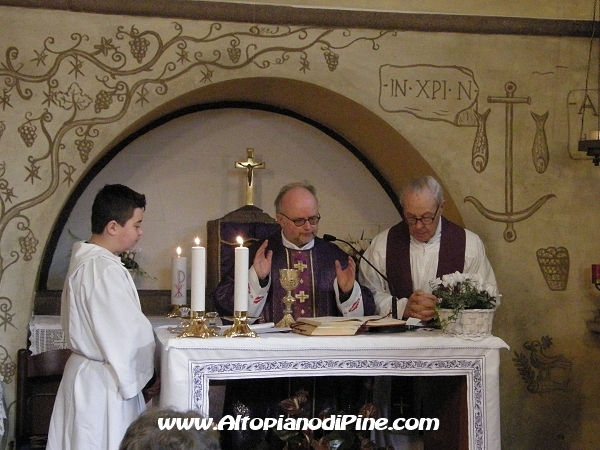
176, 246, 181, 256
236, 236, 244, 247
195, 237, 200, 246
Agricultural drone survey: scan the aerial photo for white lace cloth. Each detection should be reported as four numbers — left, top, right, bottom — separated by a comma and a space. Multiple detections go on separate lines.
29, 315, 67, 355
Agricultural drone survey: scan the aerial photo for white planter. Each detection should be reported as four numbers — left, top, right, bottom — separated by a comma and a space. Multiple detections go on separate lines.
438, 308, 495, 340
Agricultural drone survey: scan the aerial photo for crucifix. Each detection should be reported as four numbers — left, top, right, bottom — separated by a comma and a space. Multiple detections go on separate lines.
235, 148, 265, 206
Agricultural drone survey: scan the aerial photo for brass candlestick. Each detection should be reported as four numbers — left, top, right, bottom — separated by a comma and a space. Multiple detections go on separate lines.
275, 268, 300, 328
223, 311, 259, 338
178, 311, 218, 338
166, 304, 184, 318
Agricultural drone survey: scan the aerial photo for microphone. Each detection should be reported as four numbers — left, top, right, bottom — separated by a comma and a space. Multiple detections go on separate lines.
323, 234, 398, 319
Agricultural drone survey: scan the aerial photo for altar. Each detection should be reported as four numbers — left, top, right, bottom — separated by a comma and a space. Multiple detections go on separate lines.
155, 326, 509, 450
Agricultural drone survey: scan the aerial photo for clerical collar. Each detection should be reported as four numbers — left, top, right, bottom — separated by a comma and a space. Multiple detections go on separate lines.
281, 231, 315, 250
409, 217, 442, 246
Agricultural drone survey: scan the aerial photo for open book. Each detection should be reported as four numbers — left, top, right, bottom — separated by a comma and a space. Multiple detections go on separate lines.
290, 315, 406, 336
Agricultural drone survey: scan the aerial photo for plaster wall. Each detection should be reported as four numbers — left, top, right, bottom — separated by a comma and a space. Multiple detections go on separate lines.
191, 0, 593, 20
0, 2, 599, 449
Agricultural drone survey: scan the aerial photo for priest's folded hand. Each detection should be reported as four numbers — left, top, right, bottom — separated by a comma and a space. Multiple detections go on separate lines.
404, 290, 437, 321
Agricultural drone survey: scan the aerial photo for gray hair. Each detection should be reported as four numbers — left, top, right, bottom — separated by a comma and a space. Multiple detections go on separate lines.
274, 181, 318, 213
119, 408, 221, 450
400, 175, 444, 207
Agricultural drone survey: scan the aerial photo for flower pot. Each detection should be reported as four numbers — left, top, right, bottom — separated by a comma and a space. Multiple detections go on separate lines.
438, 308, 495, 340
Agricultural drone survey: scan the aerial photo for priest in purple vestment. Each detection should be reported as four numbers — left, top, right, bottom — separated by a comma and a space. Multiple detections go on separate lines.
212, 181, 375, 450
359, 176, 497, 448
359, 175, 497, 321
213, 181, 375, 323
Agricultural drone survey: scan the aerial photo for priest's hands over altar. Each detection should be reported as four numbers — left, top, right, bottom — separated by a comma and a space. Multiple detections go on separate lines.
404, 289, 437, 321
253, 239, 355, 294
254, 240, 273, 281
334, 255, 357, 294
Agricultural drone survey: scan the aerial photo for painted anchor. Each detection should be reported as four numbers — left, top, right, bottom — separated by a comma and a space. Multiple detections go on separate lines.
465, 81, 555, 242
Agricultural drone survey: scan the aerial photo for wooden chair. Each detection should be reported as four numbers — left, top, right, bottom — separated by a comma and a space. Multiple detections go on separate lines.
15, 348, 72, 450
206, 204, 280, 309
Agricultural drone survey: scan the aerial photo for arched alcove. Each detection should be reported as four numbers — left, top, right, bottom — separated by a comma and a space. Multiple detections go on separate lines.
37, 78, 462, 312
134, 77, 463, 219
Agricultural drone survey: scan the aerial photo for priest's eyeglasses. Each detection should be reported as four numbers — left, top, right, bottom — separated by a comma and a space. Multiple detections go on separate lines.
279, 213, 321, 227
404, 204, 440, 226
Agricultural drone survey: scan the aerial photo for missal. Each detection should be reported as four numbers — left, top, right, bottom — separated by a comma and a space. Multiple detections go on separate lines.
290, 315, 406, 336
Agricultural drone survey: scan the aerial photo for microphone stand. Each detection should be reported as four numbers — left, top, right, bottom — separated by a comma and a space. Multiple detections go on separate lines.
323, 234, 399, 319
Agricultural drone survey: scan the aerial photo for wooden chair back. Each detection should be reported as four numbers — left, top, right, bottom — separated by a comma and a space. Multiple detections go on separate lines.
15, 348, 72, 450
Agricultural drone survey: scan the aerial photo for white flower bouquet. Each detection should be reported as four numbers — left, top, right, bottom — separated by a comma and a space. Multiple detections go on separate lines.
431, 272, 500, 334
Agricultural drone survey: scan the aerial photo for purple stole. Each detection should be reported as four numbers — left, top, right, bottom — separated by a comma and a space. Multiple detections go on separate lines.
284, 248, 315, 318
386, 217, 466, 299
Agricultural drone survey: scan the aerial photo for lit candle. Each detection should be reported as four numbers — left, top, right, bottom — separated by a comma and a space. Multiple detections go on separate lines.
234, 236, 249, 312
191, 237, 206, 312
171, 246, 187, 305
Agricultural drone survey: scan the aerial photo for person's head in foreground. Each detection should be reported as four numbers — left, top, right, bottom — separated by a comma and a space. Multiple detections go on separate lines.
119, 408, 221, 450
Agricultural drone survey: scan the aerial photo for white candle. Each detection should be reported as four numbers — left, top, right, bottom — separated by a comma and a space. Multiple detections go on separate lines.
191, 237, 206, 312
171, 246, 187, 305
234, 236, 249, 312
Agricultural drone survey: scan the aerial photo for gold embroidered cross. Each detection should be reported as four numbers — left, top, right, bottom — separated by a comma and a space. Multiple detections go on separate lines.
294, 261, 307, 272
295, 291, 309, 303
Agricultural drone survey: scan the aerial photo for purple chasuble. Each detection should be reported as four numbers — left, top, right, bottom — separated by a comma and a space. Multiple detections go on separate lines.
213, 232, 376, 323
385, 217, 466, 300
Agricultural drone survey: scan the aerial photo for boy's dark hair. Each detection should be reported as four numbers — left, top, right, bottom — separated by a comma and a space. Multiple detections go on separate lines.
91, 184, 146, 234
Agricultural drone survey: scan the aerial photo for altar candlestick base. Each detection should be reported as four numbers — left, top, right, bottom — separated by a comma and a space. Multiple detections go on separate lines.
178, 311, 218, 338
166, 304, 184, 318
223, 311, 259, 338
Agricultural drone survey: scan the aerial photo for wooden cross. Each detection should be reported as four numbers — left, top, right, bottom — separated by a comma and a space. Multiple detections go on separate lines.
235, 148, 265, 206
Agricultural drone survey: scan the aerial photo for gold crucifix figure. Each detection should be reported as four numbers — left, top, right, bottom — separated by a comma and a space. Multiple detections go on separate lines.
235, 148, 265, 205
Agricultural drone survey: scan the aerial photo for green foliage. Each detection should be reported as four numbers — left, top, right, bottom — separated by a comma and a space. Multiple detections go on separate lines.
119, 250, 157, 280
431, 272, 498, 326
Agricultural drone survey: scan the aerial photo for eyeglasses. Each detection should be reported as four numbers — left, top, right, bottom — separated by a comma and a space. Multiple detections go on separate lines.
279, 212, 321, 227
404, 204, 440, 226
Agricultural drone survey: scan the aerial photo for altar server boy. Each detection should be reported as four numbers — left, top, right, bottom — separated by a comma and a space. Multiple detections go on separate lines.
48, 184, 160, 450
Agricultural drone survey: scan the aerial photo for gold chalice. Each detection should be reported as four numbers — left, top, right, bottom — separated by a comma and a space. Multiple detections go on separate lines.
275, 268, 300, 328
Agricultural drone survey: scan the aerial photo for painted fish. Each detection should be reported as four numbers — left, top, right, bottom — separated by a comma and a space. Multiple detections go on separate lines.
531, 111, 549, 173
471, 108, 490, 173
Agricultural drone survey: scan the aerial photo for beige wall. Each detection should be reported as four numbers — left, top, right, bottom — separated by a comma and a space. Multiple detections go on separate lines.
197, 0, 592, 20
1, 2, 599, 449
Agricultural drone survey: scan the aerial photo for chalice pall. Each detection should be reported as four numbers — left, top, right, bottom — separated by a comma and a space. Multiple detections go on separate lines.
275, 269, 300, 328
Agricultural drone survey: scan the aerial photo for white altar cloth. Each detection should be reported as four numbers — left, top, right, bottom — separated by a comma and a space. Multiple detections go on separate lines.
155, 327, 509, 450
